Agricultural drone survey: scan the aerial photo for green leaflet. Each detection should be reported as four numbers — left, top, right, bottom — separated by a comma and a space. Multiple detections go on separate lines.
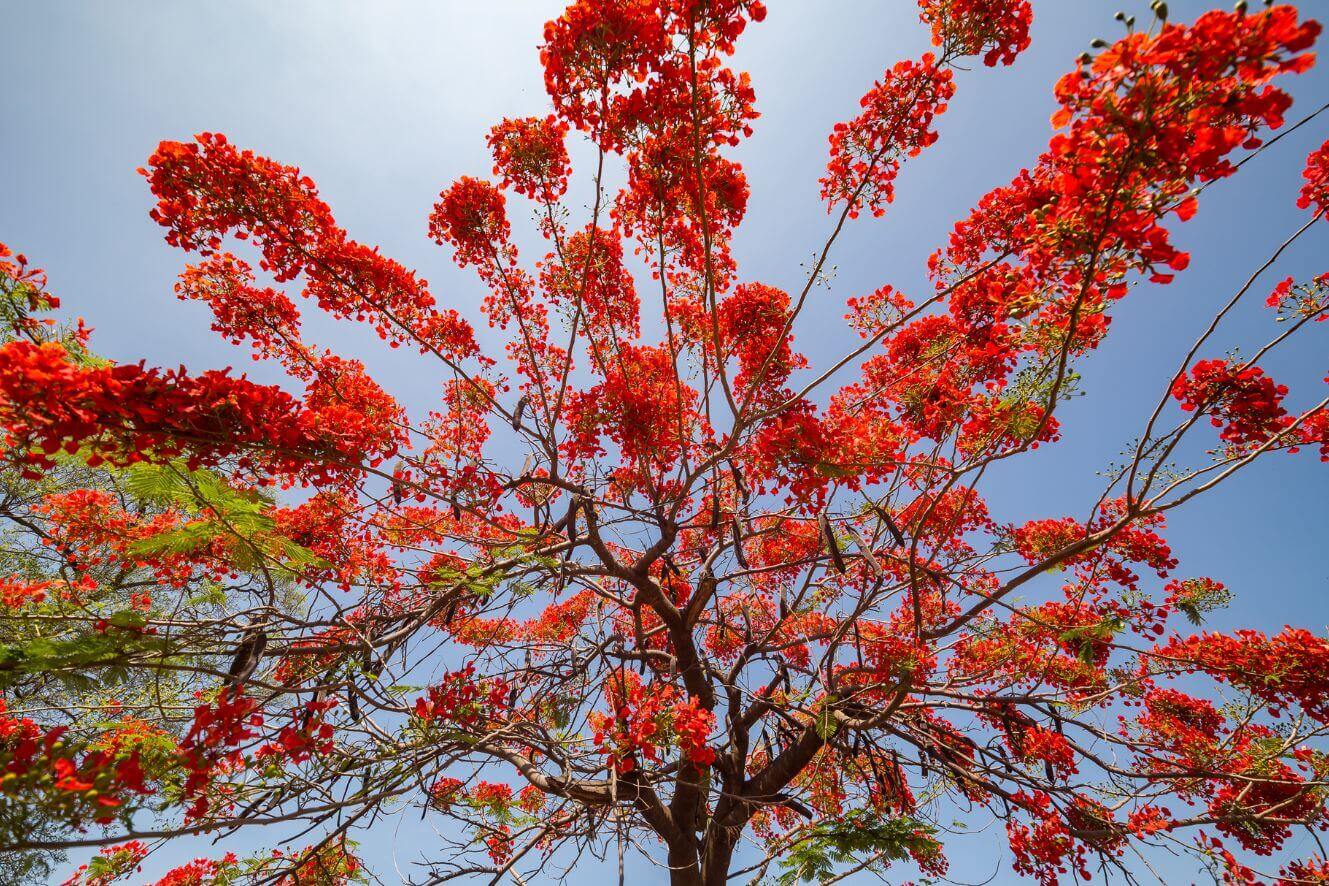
122, 462, 328, 576
776, 810, 941, 885
0, 618, 174, 691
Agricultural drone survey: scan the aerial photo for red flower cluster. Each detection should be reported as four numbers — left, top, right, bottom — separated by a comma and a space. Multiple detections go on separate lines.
1007, 792, 1130, 885
274, 840, 362, 886
1208, 760, 1319, 855
589, 670, 715, 772
36, 487, 225, 593
471, 780, 513, 810
428, 776, 465, 811
540, 0, 761, 301
60, 841, 150, 886
152, 854, 239, 886
540, 0, 764, 150
821, 55, 955, 220
487, 115, 572, 203
0, 340, 397, 485
0, 241, 61, 341
256, 698, 337, 765
917, 0, 1033, 66
540, 225, 640, 347
670, 696, 717, 767
413, 665, 510, 729
613, 129, 750, 289
428, 176, 511, 269
176, 252, 307, 369
1172, 359, 1292, 448
485, 825, 514, 865
1156, 627, 1329, 723
0, 700, 154, 829
715, 282, 805, 405
178, 688, 263, 819
1136, 684, 1324, 856
1010, 500, 1176, 593
524, 589, 597, 643
564, 342, 701, 471
0, 575, 94, 609
1300, 408, 1329, 462
1267, 273, 1329, 327
540, 0, 669, 145
271, 491, 396, 590
142, 133, 478, 361
981, 707, 1077, 777
1297, 137, 1329, 218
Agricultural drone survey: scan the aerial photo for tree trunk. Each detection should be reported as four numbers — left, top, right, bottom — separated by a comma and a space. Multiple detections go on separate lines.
666, 828, 736, 886
667, 842, 702, 886
700, 834, 736, 886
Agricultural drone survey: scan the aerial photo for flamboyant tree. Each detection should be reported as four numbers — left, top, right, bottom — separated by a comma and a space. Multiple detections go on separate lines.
3, 1, 1329, 883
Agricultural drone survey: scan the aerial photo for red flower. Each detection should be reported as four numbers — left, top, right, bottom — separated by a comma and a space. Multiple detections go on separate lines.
1172, 359, 1292, 449
488, 115, 572, 203
918, 0, 1033, 66
821, 55, 955, 220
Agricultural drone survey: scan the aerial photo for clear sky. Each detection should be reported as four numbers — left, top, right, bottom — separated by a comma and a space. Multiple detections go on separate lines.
4, 1, 1328, 882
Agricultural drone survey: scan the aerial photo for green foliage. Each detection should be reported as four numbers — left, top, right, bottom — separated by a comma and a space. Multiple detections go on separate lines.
0, 811, 64, 884
814, 698, 839, 741
776, 810, 941, 885
0, 615, 174, 692
1058, 616, 1124, 664
123, 462, 328, 579
1170, 578, 1232, 626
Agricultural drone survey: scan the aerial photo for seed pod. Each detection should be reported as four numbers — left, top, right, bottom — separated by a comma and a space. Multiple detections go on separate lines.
731, 517, 749, 569
566, 499, 580, 544
820, 512, 846, 574
845, 523, 883, 580
511, 394, 528, 431
730, 462, 749, 501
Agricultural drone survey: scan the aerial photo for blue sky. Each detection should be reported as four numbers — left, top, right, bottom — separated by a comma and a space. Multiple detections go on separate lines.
4, 1, 1329, 882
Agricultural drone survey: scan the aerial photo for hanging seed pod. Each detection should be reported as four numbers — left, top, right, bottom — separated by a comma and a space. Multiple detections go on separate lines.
566, 499, 581, 544
845, 523, 883, 580
873, 503, 907, 547
820, 512, 846, 574
730, 462, 749, 501
731, 517, 749, 569
511, 394, 528, 432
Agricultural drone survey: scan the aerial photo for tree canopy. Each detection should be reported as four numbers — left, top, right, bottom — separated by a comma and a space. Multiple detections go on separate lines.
3, 1, 1329, 884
